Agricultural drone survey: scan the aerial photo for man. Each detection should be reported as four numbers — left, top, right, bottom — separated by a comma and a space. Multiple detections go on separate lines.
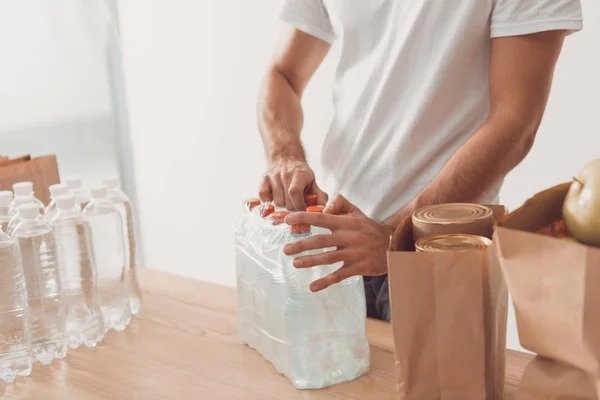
257, 0, 583, 321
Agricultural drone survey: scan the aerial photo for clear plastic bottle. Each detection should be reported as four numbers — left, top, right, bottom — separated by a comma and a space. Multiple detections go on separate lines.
282, 223, 370, 389
0, 190, 13, 232
102, 177, 142, 316
64, 177, 91, 209
12, 182, 45, 212
0, 230, 32, 382
50, 194, 105, 348
12, 204, 67, 365
45, 184, 70, 223
84, 186, 131, 333
7, 195, 39, 236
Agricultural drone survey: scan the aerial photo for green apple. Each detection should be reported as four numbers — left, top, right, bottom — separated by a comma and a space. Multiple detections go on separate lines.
563, 159, 600, 246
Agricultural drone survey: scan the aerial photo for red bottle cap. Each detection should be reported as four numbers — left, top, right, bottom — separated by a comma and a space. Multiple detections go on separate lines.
306, 205, 325, 213
270, 211, 290, 225
260, 204, 275, 218
290, 224, 311, 235
245, 198, 261, 210
305, 193, 318, 207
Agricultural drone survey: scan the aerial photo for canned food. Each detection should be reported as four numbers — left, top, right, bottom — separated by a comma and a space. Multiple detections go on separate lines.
412, 203, 494, 241
416, 234, 492, 253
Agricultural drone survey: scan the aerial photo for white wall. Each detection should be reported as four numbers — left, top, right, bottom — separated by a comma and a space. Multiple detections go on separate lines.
119, 0, 600, 352
0, 0, 123, 185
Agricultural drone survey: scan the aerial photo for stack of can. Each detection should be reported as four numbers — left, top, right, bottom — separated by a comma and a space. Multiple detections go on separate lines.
411, 203, 494, 252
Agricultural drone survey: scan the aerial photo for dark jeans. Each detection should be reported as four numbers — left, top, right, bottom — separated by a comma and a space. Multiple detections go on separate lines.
363, 275, 391, 322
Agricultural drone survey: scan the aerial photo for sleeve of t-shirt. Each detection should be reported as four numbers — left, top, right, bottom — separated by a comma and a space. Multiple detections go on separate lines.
279, 0, 335, 44
491, 0, 583, 38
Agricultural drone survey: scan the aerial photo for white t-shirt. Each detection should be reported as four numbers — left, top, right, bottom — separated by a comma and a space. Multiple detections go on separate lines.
279, 0, 582, 221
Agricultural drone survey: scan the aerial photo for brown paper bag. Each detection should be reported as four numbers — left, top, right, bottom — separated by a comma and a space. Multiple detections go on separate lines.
494, 183, 600, 398
387, 205, 508, 400
517, 356, 598, 400
0, 155, 60, 205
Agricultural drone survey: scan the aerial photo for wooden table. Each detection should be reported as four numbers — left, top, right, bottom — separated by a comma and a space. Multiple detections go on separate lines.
0, 269, 532, 399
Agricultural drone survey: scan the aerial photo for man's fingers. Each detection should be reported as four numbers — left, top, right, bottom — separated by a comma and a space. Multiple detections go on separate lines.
288, 175, 307, 211
285, 211, 347, 230
310, 263, 360, 292
259, 176, 273, 202
292, 248, 356, 269
312, 182, 329, 206
270, 176, 286, 208
284, 232, 348, 255
324, 193, 360, 215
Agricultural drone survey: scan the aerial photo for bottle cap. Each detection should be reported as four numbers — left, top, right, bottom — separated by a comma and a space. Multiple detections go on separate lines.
270, 211, 290, 225
90, 186, 108, 199
13, 182, 33, 196
18, 203, 40, 219
305, 193, 318, 207
56, 194, 76, 210
260, 204, 275, 218
102, 177, 120, 189
49, 184, 69, 198
290, 224, 311, 235
0, 191, 13, 206
64, 177, 82, 189
14, 195, 36, 206
306, 205, 325, 213
245, 198, 261, 210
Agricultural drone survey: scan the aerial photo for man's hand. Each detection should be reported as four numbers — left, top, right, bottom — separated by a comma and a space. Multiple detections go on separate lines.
257, 27, 331, 210
259, 158, 327, 210
283, 194, 394, 292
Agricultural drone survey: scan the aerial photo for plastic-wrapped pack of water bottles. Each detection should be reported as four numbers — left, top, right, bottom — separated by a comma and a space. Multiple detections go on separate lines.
0, 178, 142, 383
234, 196, 370, 390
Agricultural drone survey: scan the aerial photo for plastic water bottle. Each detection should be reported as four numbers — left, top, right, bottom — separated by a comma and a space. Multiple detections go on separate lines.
12, 204, 67, 365
12, 182, 45, 212
45, 184, 70, 223
265, 212, 292, 375
102, 177, 142, 316
0, 190, 12, 232
7, 195, 39, 236
235, 202, 259, 348
50, 194, 104, 348
0, 230, 32, 382
282, 223, 370, 389
64, 177, 91, 209
84, 186, 131, 333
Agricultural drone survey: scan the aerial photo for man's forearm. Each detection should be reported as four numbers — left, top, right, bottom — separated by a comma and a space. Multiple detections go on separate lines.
384, 116, 538, 229
257, 68, 307, 165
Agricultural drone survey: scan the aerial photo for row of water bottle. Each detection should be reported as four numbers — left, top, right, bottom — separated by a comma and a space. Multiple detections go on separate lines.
235, 198, 370, 390
0, 178, 142, 383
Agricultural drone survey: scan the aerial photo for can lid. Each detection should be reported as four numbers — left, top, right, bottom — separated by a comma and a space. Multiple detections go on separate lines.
102, 177, 120, 189
0, 191, 13, 206
306, 205, 325, 213
49, 184, 69, 198
64, 177, 82, 189
412, 203, 492, 225
415, 234, 491, 253
305, 193, 318, 207
13, 182, 33, 196
56, 194, 76, 210
290, 223, 311, 235
412, 203, 494, 241
90, 186, 108, 199
260, 204, 275, 218
245, 198, 261, 210
18, 203, 40, 219
270, 211, 290, 225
